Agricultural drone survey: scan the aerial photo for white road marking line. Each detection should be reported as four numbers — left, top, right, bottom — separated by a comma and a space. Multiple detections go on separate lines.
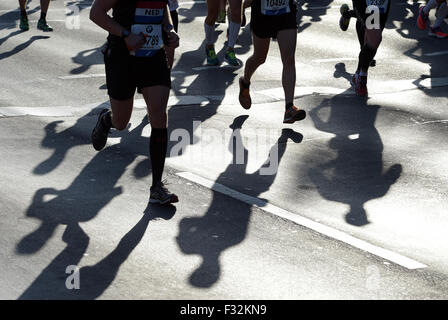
192, 65, 241, 71
0, 106, 75, 117
0, 19, 65, 27
2, 76, 446, 117
58, 74, 106, 80
423, 50, 448, 57
0, 96, 209, 117
313, 58, 357, 63
257, 87, 353, 100
176, 171, 428, 270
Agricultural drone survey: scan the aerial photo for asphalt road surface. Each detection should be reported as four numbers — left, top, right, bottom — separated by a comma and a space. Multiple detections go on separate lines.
1, 0, 448, 299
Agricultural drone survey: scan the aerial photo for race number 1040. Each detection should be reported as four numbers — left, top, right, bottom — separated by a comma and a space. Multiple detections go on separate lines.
224, 304, 267, 315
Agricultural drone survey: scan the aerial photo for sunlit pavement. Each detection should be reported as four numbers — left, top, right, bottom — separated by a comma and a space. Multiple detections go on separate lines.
1, 0, 448, 299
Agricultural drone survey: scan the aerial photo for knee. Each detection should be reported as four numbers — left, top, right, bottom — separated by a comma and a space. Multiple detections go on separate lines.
253, 54, 267, 66
282, 54, 295, 68
206, 9, 220, 23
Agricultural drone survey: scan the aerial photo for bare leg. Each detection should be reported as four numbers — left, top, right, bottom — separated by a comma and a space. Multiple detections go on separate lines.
110, 98, 134, 131
276, 29, 297, 105
40, 0, 50, 14
205, 0, 220, 49
243, 32, 270, 84
141, 86, 170, 188
19, 0, 27, 11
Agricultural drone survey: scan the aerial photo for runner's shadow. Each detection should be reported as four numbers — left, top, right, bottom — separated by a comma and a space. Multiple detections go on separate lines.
33, 106, 123, 175
390, 0, 448, 98
17, 116, 150, 256
19, 203, 175, 300
296, 0, 334, 32
307, 67, 402, 226
69, 45, 105, 75
0, 35, 49, 60
176, 115, 303, 288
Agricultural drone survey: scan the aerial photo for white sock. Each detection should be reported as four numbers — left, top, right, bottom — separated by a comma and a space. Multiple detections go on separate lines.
424, 0, 440, 14
227, 20, 241, 49
204, 22, 216, 46
433, 2, 448, 28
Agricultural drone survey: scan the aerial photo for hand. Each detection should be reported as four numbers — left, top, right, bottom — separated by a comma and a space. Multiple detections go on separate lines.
125, 32, 146, 51
165, 30, 179, 49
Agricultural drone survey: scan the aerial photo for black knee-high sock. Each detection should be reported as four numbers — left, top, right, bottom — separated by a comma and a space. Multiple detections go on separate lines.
358, 43, 377, 74
40, 12, 47, 21
150, 128, 168, 187
356, 20, 365, 49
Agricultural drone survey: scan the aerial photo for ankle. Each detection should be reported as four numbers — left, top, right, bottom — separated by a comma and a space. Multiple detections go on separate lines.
240, 77, 250, 88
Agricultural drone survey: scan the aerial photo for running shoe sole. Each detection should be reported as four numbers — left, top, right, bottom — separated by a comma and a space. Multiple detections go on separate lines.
149, 195, 179, 205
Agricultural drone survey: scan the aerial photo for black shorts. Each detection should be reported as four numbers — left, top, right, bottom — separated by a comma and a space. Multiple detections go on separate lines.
353, 0, 391, 30
250, 0, 298, 39
104, 42, 171, 101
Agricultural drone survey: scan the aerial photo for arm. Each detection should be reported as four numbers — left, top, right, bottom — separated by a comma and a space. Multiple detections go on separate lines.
90, 0, 145, 51
163, 4, 179, 48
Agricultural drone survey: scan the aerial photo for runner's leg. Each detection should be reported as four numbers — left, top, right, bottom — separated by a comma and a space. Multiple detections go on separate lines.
204, 0, 220, 65
141, 86, 178, 204
40, 0, 50, 17
109, 98, 134, 131
276, 28, 297, 107
141, 86, 169, 187
277, 28, 305, 123
243, 32, 270, 84
19, 0, 26, 11
205, 0, 220, 48
19, 0, 29, 30
227, 0, 242, 49
38, 0, 53, 31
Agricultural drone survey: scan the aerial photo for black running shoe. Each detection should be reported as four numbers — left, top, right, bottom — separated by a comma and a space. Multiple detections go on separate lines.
91, 108, 111, 151
150, 182, 179, 205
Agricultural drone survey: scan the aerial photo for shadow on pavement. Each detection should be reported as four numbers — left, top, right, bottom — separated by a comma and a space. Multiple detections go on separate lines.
19, 203, 175, 300
0, 35, 49, 60
306, 63, 402, 226
176, 115, 303, 288
17, 116, 149, 256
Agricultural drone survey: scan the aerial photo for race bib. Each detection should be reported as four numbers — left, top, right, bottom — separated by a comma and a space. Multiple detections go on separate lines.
131, 24, 163, 57
131, 1, 167, 57
261, 0, 290, 16
366, 0, 389, 13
